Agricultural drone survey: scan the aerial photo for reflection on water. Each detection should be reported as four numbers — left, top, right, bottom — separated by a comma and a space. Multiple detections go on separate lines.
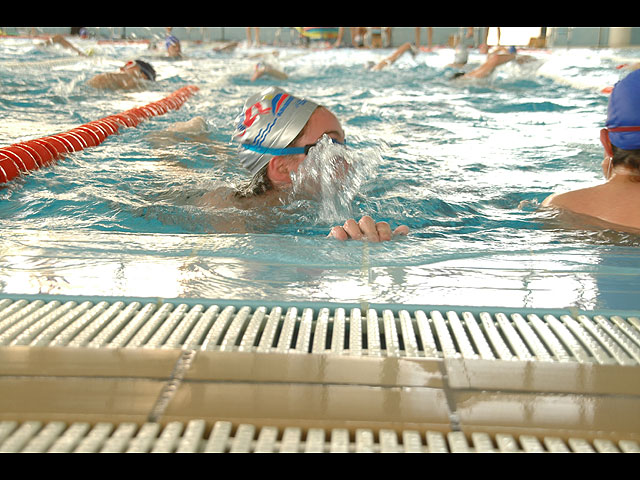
2, 227, 639, 311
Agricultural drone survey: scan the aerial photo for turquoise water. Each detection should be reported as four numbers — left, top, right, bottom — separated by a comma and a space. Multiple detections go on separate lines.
1, 37, 640, 310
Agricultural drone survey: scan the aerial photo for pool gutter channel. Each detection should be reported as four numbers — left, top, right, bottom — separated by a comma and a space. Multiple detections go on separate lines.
0, 293, 639, 452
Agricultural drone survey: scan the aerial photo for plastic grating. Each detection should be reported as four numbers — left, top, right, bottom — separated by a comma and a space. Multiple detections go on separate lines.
1, 419, 638, 453
0, 296, 639, 364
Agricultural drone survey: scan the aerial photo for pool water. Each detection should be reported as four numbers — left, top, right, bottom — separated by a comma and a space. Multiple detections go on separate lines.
1, 37, 640, 311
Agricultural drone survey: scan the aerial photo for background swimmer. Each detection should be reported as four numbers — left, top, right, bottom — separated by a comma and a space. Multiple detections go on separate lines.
87, 59, 156, 90
165, 27, 182, 58
370, 42, 417, 71
452, 46, 536, 79
40, 34, 87, 56
542, 70, 640, 232
251, 62, 288, 82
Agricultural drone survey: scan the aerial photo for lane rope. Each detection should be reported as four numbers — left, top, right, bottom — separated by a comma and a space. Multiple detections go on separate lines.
0, 85, 199, 184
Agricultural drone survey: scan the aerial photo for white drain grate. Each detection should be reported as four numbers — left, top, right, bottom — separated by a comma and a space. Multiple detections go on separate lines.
1, 419, 638, 453
0, 296, 639, 364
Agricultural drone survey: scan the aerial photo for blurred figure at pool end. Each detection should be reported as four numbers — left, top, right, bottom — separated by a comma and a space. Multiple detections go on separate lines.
165, 27, 182, 58
415, 27, 433, 52
196, 86, 408, 241
296, 27, 344, 48
542, 69, 640, 232
87, 59, 156, 90
246, 27, 261, 46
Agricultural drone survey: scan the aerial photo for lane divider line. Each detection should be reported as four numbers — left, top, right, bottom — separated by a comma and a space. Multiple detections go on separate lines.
0, 85, 199, 184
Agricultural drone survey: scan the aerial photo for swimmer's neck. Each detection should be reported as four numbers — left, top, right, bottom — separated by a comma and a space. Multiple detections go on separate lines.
607, 166, 640, 183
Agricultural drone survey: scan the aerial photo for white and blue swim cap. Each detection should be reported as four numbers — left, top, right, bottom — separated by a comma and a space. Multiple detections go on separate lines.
165, 35, 180, 48
232, 87, 319, 177
607, 69, 640, 151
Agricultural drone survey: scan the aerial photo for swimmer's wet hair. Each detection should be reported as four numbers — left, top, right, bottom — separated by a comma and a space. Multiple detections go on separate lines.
135, 60, 156, 81
612, 145, 640, 181
234, 164, 274, 198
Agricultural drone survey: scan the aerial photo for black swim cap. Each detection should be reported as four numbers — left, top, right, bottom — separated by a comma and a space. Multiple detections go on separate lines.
135, 60, 156, 81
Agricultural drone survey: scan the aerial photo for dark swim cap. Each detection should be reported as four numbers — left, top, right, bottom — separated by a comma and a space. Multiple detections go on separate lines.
135, 60, 156, 81
607, 69, 640, 150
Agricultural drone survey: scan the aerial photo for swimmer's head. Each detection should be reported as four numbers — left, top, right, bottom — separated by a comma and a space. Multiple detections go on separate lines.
120, 59, 156, 81
607, 69, 640, 150
233, 86, 319, 178
508, 46, 517, 54
136, 60, 156, 81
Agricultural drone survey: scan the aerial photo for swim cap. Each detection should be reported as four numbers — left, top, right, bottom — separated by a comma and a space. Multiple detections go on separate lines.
135, 60, 156, 81
233, 86, 319, 177
607, 70, 640, 150
165, 35, 180, 49
508, 46, 517, 54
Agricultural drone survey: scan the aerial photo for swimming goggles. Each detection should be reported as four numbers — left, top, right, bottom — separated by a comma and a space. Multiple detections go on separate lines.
241, 137, 346, 156
600, 126, 640, 157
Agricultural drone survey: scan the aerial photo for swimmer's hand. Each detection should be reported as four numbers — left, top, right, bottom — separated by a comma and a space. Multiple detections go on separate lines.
328, 216, 409, 242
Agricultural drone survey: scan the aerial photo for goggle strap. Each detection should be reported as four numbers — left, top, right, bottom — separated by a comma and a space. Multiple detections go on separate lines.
240, 138, 345, 157
607, 126, 640, 132
240, 145, 307, 156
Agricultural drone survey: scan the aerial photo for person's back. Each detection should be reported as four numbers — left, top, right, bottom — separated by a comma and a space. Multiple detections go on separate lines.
87, 59, 156, 90
542, 69, 640, 232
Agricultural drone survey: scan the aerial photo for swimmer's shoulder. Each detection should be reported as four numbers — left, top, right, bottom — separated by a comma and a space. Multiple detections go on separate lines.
542, 187, 594, 209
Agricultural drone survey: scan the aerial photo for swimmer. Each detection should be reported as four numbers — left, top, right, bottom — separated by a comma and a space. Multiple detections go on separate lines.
452, 46, 535, 79
165, 27, 182, 58
41, 34, 87, 56
370, 42, 417, 71
87, 59, 156, 90
197, 86, 408, 241
541, 69, 640, 232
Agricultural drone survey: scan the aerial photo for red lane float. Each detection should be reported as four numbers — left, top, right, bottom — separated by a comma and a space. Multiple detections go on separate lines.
0, 85, 199, 184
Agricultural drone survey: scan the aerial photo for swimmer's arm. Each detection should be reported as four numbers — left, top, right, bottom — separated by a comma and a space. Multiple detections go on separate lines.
263, 65, 288, 80
328, 216, 409, 242
251, 63, 288, 81
49, 34, 86, 56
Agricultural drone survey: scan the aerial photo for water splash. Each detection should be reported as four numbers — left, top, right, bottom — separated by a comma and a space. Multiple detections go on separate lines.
289, 135, 381, 224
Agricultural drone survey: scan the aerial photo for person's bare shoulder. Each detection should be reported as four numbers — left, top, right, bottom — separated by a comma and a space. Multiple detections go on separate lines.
542, 186, 597, 210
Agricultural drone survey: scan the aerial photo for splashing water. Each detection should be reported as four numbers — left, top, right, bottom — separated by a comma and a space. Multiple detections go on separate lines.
289, 135, 381, 224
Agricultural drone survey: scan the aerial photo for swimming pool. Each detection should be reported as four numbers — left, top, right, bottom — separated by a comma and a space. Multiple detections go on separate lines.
1, 37, 639, 312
